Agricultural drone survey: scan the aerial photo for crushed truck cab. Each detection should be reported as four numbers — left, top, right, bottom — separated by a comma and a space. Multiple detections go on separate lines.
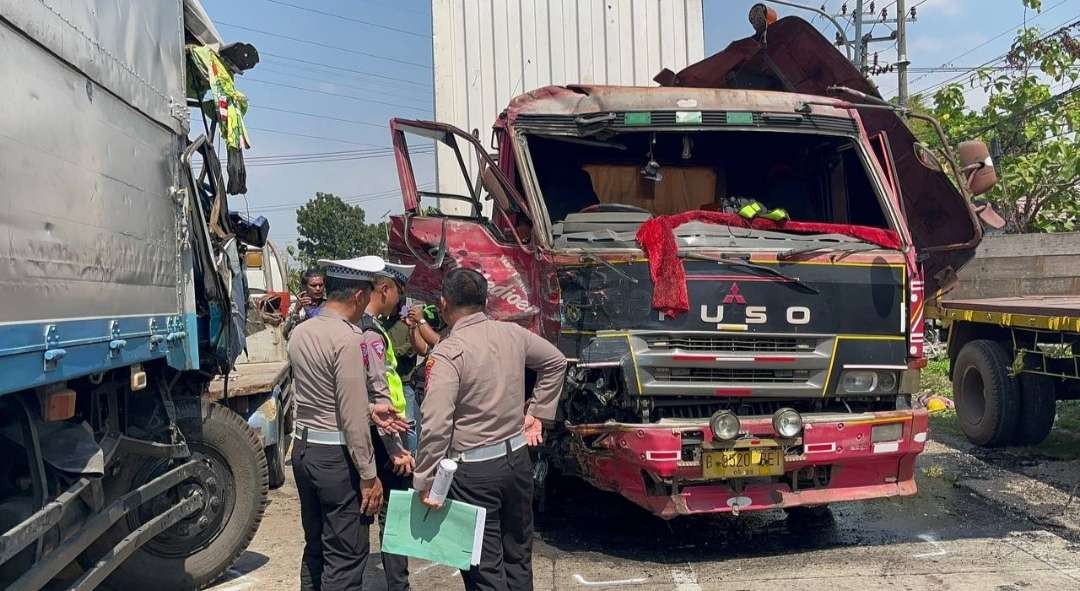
388, 16, 987, 518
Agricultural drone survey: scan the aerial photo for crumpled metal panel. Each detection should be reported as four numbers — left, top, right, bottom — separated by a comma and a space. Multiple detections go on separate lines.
657, 16, 981, 297
0, 17, 180, 324
0, 0, 188, 133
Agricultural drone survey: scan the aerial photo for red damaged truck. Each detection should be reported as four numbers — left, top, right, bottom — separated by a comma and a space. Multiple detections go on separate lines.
387, 16, 997, 518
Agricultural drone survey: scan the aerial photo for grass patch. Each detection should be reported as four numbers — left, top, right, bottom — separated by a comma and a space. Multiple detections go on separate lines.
922, 358, 952, 398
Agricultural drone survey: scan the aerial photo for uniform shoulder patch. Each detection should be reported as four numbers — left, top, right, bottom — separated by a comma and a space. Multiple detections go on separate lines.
424, 355, 437, 381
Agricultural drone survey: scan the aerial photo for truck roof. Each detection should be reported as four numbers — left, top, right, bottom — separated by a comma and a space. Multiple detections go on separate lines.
504, 85, 852, 122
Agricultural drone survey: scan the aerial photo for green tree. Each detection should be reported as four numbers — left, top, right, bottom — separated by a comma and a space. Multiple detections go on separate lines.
909, 5, 1079, 233
294, 192, 387, 268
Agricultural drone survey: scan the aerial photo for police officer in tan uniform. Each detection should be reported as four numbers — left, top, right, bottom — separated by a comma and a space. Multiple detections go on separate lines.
288, 257, 406, 591
355, 256, 416, 591
416, 268, 567, 591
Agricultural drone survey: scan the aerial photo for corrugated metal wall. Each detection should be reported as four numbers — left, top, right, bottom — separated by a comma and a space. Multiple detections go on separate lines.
430, 0, 705, 207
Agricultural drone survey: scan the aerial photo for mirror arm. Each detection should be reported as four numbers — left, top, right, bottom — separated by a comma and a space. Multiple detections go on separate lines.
904, 112, 969, 198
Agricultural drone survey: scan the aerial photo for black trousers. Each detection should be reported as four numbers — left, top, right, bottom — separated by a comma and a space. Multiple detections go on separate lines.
373, 429, 412, 591
449, 446, 534, 591
292, 439, 372, 591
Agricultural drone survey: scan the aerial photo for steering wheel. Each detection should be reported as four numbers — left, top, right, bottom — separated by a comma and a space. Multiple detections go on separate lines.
579, 203, 651, 214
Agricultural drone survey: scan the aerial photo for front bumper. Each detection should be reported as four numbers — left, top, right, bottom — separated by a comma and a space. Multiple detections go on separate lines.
565, 409, 928, 519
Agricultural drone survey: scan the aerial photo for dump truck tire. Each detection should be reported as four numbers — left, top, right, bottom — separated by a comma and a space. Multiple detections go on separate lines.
106, 401, 268, 590
1014, 374, 1057, 446
953, 340, 1020, 447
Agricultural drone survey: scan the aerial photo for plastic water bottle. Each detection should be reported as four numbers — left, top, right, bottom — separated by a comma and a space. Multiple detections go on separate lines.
427, 459, 458, 504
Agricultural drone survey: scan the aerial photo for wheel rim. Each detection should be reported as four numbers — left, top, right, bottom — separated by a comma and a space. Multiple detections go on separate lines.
133, 443, 237, 559
959, 366, 987, 424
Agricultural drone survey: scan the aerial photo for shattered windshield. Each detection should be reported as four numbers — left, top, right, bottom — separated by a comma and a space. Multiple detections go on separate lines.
525, 128, 891, 249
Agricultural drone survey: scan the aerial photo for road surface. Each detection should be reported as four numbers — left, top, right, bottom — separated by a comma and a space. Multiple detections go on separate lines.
209, 440, 1079, 590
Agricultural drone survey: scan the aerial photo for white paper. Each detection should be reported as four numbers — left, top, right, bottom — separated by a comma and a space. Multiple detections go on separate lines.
470, 506, 487, 565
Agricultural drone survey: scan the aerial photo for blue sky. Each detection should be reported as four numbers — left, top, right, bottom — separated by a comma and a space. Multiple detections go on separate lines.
200, 0, 1080, 252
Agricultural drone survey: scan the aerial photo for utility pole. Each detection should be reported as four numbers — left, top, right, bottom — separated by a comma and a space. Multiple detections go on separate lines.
896, 0, 910, 107
852, 0, 865, 71
832, 1, 916, 102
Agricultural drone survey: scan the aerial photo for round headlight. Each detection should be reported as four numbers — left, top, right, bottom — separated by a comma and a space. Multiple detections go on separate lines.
709, 410, 740, 441
772, 408, 803, 438
876, 371, 898, 392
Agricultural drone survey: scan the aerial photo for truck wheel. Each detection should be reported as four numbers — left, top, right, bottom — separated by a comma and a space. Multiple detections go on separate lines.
107, 401, 268, 590
266, 418, 288, 490
953, 340, 1020, 447
1014, 374, 1057, 446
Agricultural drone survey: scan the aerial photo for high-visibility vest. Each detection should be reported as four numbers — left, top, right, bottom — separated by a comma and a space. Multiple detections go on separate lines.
362, 316, 407, 418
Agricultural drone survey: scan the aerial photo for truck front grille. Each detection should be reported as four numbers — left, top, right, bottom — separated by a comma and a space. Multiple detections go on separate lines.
651, 367, 810, 383
643, 335, 806, 353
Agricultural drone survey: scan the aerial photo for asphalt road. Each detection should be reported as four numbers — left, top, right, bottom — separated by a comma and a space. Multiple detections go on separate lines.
209, 440, 1079, 590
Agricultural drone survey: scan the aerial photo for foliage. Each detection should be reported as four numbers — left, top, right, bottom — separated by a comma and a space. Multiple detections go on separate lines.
908, 7, 1080, 233
294, 192, 387, 268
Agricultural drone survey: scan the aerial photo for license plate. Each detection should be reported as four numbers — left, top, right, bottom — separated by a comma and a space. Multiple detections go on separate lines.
702, 448, 784, 479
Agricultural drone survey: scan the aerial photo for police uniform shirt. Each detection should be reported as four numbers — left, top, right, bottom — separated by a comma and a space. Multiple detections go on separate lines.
288, 309, 376, 479
359, 314, 407, 455
414, 313, 567, 491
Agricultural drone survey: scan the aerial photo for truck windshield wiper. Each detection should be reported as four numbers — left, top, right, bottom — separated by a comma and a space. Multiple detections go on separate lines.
680, 253, 818, 294
778, 242, 882, 261
580, 253, 639, 284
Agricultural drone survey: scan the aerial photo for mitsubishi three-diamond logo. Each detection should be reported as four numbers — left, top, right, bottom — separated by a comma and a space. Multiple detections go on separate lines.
722, 283, 747, 305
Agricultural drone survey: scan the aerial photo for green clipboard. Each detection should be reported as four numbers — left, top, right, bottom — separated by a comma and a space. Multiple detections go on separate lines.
382, 489, 486, 571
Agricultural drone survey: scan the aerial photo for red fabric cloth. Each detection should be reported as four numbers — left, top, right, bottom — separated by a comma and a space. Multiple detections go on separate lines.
635, 211, 903, 318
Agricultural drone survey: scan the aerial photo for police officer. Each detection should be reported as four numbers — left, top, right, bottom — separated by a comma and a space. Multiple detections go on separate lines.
288, 257, 407, 591
355, 256, 416, 591
416, 268, 567, 591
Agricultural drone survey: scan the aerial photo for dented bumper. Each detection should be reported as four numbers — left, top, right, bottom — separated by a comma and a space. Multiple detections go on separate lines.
566, 409, 928, 519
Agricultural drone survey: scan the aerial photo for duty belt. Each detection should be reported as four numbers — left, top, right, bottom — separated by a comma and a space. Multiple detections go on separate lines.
451, 433, 527, 463
295, 424, 347, 446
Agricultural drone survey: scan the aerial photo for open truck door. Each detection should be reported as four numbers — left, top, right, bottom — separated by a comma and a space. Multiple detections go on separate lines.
387, 119, 546, 328
655, 16, 983, 298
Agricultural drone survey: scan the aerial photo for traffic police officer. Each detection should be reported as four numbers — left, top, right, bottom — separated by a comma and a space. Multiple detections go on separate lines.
356, 256, 416, 591
288, 256, 407, 591
416, 268, 567, 591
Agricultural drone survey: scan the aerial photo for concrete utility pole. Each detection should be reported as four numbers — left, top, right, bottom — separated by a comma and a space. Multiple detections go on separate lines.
852, 0, 865, 71
896, 0, 910, 106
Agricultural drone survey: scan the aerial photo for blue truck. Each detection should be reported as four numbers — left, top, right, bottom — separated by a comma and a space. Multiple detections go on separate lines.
0, 2, 288, 588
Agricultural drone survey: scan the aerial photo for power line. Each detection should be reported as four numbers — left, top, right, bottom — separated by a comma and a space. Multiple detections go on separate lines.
255, 65, 430, 108
246, 126, 388, 147
909, 12, 1079, 97
244, 78, 432, 114
965, 85, 1080, 136
256, 105, 389, 130
250, 183, 436, 214
261, 52, 430, 88
243, 147, 435, 167
216, 22, 432, 70
260, 0, 428, 38
891, 0, 1070, 96
246, 147, 401, 163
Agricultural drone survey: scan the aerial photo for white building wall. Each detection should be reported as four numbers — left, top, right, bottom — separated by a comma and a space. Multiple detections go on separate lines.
431, 0, 705, 212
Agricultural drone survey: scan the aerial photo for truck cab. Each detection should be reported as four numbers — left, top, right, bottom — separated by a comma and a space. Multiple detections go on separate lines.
387, 16, 992, 518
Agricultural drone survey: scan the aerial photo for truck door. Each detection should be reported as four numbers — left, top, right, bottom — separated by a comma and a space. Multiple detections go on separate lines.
387, 119, 544, 331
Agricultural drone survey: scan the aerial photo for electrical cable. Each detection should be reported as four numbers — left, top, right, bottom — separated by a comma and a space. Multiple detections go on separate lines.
216, 21, 432, 69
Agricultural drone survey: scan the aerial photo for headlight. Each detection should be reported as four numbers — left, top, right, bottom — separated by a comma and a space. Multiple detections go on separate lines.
709, 410, 740, 441
772, 408, 803, 437
838, 370, 899, 394
840, 370, 877, 393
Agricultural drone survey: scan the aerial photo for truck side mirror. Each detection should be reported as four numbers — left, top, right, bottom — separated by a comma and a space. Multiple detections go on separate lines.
958, 140, 998, 196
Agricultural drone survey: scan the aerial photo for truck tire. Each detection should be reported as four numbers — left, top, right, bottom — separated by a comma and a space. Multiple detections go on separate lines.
106, 401, 268, 590
1014, 374, 1057, 446
266, 418, 288, 490
953, 340, 1020, 447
